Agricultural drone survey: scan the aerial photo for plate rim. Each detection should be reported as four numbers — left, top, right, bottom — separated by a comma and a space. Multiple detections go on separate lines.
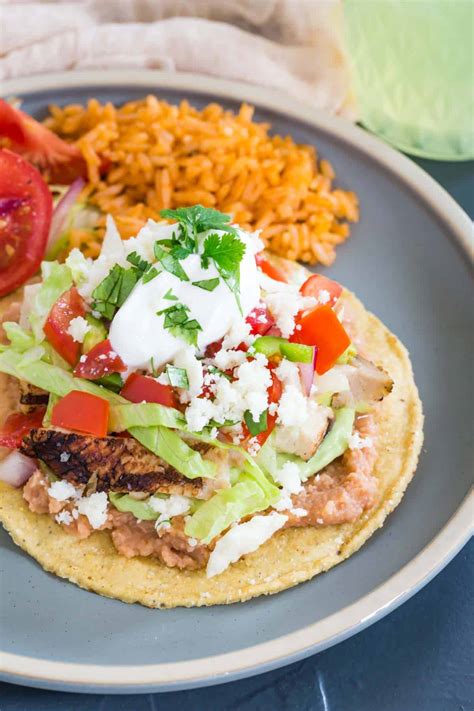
0, 69, 472, 693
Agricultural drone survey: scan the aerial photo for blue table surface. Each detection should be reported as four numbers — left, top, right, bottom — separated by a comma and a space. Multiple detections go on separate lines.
1, 156, 473, 711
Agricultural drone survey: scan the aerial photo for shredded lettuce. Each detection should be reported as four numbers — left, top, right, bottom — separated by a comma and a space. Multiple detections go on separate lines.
109, 402, 185, 432
28, 262, 72, 342
257, 407, 356, 483
2, 323, 35, 352
0, 348, 124, 405
129, 426, 216, 480
184, 476, 268, 544
109, 493, 159, 521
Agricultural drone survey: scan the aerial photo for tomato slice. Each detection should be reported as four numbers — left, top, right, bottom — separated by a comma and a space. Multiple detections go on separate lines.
0, 100, 87, 184
43, 287, 86, 366
0, 408, 46, 449
121, 373, 178, 409
300, 274, 342, 307
246, 304, 275, 336
255, 254, 287, 283
0, 149, 52, 298
74, 339, 126, 380
291, 305, 350, 374
51, 391, 109, 437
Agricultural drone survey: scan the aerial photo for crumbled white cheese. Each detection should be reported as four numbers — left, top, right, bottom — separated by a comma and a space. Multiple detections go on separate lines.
55, 510, 73, 526
48, 480, 79, 502
66, 316, 90, 343
149, 494, 191, 525
221, 318, 253, 350
263, 291, 316, 338
76, 492, 108, 529
348, 433, 374, 450
317, 289, 330, 305
274, 360, 331, 460
173, 346, 203, 396
75, 216, 129, 300
59, 452, 70, 463
206, 512, 288, 577
185, 353, 271, 431
213, 348, 247, 371
246, 437, 262, 457
272, 461, 303, 495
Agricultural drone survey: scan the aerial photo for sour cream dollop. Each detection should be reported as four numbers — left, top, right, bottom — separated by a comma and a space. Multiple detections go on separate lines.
109, 228, 261, 370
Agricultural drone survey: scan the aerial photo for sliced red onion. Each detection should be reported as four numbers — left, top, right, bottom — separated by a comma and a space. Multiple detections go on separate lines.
298, 346, 318, 396
0, 197, 25, 216
47, 176, 85, 254
0, 451, 37, 488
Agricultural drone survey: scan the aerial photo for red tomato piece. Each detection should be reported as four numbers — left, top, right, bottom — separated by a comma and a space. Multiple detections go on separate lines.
0, 149, 52, 297
74, 339, 126, 380
255, 254, 287, 283
51, 391, 109, 437
121, 373, 178, 409
0, 100, 87, 184
300, 274, 342, 307
291, 305, 350, 374
246, 304, 275, 336
0, 408, 46, 449
43, 287, 86, 366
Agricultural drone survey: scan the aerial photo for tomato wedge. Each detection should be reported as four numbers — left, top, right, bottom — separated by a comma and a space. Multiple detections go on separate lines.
121, 373, 178, 409
0, 149, 52, 297
43, 288, 86, 366
0, 408, 46, 449
0, 100, 86, 184
300, 274, 342, 307
51, 391, 109, 437
74, 339, 126, 380
291, 305, 350, 374
255, 254, 287, 283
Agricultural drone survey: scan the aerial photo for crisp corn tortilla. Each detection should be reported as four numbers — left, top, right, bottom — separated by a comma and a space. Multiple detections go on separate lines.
0, 263, 423, 607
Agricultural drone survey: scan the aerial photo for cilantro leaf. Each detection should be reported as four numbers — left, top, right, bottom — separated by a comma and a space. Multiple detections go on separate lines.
160, 205, 238, 237
163, 288, 178, 301
154, 244, 189, 282
166, 365, 189, 389
201, 232, 246, 312
192, 277, 220, 292
157, 303, 202, 346
201, 232, 246, 273
92, 265, 138, 320
244, 409, 268, 436
127, 251, 159, 284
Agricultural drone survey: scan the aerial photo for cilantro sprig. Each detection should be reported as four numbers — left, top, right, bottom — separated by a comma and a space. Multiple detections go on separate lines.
244, 409, 268, 436
157, 302, 202, 346
126, 251, 159, 284
160, 205, 238, 238
201, 232, 246, 312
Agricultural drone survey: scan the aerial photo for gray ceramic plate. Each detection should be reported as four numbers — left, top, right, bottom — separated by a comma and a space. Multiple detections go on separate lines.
0, 71, 472, 694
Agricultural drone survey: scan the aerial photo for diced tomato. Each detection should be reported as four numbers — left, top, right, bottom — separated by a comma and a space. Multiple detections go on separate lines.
51, 391, 109, 437
120, 373, 178, 409
0, 100, 87, 184
242, 369, 282, 447
255, 254, 287, 283
205, 339, 223, 359
43, 287, 86, 366
0, 149, 52, 297
291, 305, 350, 374
0, 408, 46, 449
73, 339, 126, 380
246, 304, 275, 336
300, 274, 342, 307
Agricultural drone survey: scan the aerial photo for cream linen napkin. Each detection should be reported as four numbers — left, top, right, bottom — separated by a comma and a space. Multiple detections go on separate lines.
0, 0, 356, 118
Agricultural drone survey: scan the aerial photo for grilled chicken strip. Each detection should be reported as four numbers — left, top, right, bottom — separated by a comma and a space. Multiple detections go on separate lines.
18, 381, 49, 414
21, 428, 211, 498
332, 356, 393, 408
